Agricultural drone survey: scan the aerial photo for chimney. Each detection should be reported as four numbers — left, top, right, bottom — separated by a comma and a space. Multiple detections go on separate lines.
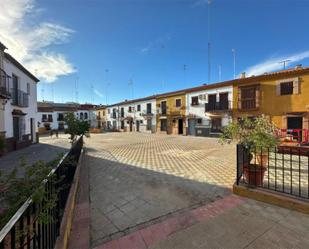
295, 64, 302, 69
240, 72, 246, 79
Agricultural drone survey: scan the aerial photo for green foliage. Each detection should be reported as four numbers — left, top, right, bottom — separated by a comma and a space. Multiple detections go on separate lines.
64, 112, 90, 142
220, 116, 280, 153
0, 156, 62, 229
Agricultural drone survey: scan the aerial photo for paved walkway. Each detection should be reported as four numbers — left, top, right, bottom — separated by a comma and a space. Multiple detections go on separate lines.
0, 134, 71, 175
72, 133, 309, 249
85, 133, 235, 247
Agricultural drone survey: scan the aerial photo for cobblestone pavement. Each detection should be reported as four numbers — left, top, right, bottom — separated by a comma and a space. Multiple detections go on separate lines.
0, 134, 71, 175
85, 133, 236, 247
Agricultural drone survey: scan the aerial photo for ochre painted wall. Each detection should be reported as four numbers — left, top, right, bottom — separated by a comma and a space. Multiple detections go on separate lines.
156, 93, 187, 135
233, 73, 309, 129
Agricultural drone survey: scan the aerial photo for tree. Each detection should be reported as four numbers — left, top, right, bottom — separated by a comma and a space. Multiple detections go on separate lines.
64, 112, 90, 142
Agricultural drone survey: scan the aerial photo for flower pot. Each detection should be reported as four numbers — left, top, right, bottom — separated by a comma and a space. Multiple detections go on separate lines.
256, 154, 268, 167
243, 165, 266, 186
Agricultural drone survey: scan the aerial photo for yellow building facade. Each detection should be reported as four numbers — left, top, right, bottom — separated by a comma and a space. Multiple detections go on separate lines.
233, 67, 309, 141
95, 105, 107, 129
156, 91, 187, 135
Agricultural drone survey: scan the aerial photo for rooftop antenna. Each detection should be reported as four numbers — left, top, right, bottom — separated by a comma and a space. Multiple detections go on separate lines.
161, 44, 165, 92
91, 83, 94, 103
51, 83, 54, 102
183, 64, 187, 86
232, 48, 236, 79
279, 59, 291, 70
128, 79, 134, 99
105, 69, 109, 105
218, 64, 222, 82
75, 76, 79, 103
207, 0, 212, 84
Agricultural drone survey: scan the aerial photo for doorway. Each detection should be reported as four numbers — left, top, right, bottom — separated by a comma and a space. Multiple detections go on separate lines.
178, 119, 183, 134
136, 120, 140, 132
287, 116, 303, 142
160, 119, 167, 132
13, 116, 20, 141
188, 119, 196, 136
129, 121, 133, 132
30, 118, 34, 142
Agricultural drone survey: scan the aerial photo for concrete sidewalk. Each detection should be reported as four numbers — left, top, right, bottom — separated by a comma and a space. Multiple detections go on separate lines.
95, 195, 309, 249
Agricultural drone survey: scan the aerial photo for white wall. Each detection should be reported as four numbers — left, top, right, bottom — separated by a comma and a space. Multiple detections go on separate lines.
186, 86, 233, 128
3, 57, 37, 141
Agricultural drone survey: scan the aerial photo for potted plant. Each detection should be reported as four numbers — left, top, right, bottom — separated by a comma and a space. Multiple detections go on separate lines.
220, 116, 279, 186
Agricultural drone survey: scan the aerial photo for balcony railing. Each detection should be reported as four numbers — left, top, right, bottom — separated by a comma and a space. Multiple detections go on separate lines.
239, 99, 257, 110
42, 118, 53, 122
110, 113, 117, 119
141, 110, 153, 116
205, 101, 231, 112
11, 88, 29, 107
0, 68, 11, 98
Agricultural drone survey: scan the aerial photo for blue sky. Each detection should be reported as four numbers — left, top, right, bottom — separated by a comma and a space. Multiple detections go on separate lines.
1, 0, 309, 105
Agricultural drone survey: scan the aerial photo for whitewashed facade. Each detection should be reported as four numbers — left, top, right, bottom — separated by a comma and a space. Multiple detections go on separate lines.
0, 42, 39, 151
186, 85, 233, 136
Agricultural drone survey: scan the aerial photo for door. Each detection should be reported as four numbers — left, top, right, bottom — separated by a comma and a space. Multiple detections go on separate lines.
188, 119, 196, 136
30, 118, 34, 142
178, 119, 183, 134
13, 116, 20, 141
287, 116, 303, 142
136, 120, 140, 132
160, 119, 167, 131
129, 121, 133, 132
208, 94, 217, 110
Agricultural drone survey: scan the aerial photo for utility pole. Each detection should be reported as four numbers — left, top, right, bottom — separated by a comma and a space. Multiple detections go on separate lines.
207, 0, 212, 84
279, 60, 291, 70
232, 48, 236, 79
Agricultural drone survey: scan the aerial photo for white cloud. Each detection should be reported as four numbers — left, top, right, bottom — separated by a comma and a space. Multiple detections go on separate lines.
0, 0, 76, 82
93, 89, 104, 98
245, 51, 309, 76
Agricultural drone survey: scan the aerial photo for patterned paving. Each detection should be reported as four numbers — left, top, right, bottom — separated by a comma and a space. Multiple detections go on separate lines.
85, 133, 236, 247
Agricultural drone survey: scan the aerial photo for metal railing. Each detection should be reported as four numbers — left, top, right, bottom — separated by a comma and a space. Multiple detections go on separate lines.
0, 136, 83, 249
205, 101, 231, 112
11, 89, 29, 107
0, 69, 11, 98
236, 144, 309, 200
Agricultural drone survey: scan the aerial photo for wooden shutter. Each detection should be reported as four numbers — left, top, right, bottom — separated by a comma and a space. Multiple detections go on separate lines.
237, 87, 241, 109
293, 78, 300, 94
255, 85, 260, 108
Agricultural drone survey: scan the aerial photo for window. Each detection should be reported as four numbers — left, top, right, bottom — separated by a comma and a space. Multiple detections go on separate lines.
108, 109, 110, 114
42, 114, 47, 122
58, 113, 64, 121
121, 107, 124, 117
175, 99, 181, 107
48, 114, 53, 122
27, 83, 30, 95
147, 103, 152, 114
197, 118, 202, 124
84, 112, 88, 119
191, 96, 199, 106
128, 106, 132, 112
80, 113, 83, 120
137, 104, 141, 112
280, 81, 293, 95
211, 118, 222, 132
239, 85, 259, 110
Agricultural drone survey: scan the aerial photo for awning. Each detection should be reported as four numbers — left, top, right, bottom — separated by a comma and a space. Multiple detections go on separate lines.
12, 109, 27, 116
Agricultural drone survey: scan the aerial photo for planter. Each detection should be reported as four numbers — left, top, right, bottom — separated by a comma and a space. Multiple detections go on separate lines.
243, 165, 266, 186
256, 154, 268, 167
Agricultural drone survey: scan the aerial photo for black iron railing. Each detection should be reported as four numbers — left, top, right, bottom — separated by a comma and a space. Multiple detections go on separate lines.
0, 69, 11, 98
11, 89, 29, 107
205, 101, 231, 112
0, 136, 83, 249
236, 144, 309, 200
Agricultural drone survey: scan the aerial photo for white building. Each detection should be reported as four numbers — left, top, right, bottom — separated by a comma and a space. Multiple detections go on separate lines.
105, 96, 157, 133
37, 102, 97, 132
0, 42, 39, 152
186, 84, 233, 137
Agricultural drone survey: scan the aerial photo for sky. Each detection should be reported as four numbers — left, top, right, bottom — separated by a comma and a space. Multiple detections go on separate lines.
1, 0, 309, 105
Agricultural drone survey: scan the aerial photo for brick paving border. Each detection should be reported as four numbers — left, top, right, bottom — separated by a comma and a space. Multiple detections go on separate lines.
93, 195, 245, 249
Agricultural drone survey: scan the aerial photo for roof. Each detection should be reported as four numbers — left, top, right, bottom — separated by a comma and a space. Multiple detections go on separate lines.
0, 42, 7, 51
106, 95, 157, 108
37, 101, 98, 112
4, 52, 40, 82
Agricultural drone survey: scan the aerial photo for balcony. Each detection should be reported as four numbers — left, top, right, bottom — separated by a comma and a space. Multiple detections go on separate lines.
0, 69, 11, 99
205, 101, 231, 112
157, 108, 167, 115
141, 110, 154, 116
238, 99, 257, 110
42, 118, 53, 122
110, 113, 117, 119
11, 88, 29, 107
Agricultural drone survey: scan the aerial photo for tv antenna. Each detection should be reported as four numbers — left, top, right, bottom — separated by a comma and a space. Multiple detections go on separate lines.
279, 60, 291, 70
128, 79, 134, 99
207, 0, 212, 84
232, 48, 236, 79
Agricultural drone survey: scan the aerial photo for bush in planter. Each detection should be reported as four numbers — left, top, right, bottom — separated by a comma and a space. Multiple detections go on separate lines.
220, 116, 280, 185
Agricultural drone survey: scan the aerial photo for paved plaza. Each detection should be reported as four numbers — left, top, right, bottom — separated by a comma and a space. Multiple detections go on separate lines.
85, 133, 236, 247
68, 132, 309, 249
